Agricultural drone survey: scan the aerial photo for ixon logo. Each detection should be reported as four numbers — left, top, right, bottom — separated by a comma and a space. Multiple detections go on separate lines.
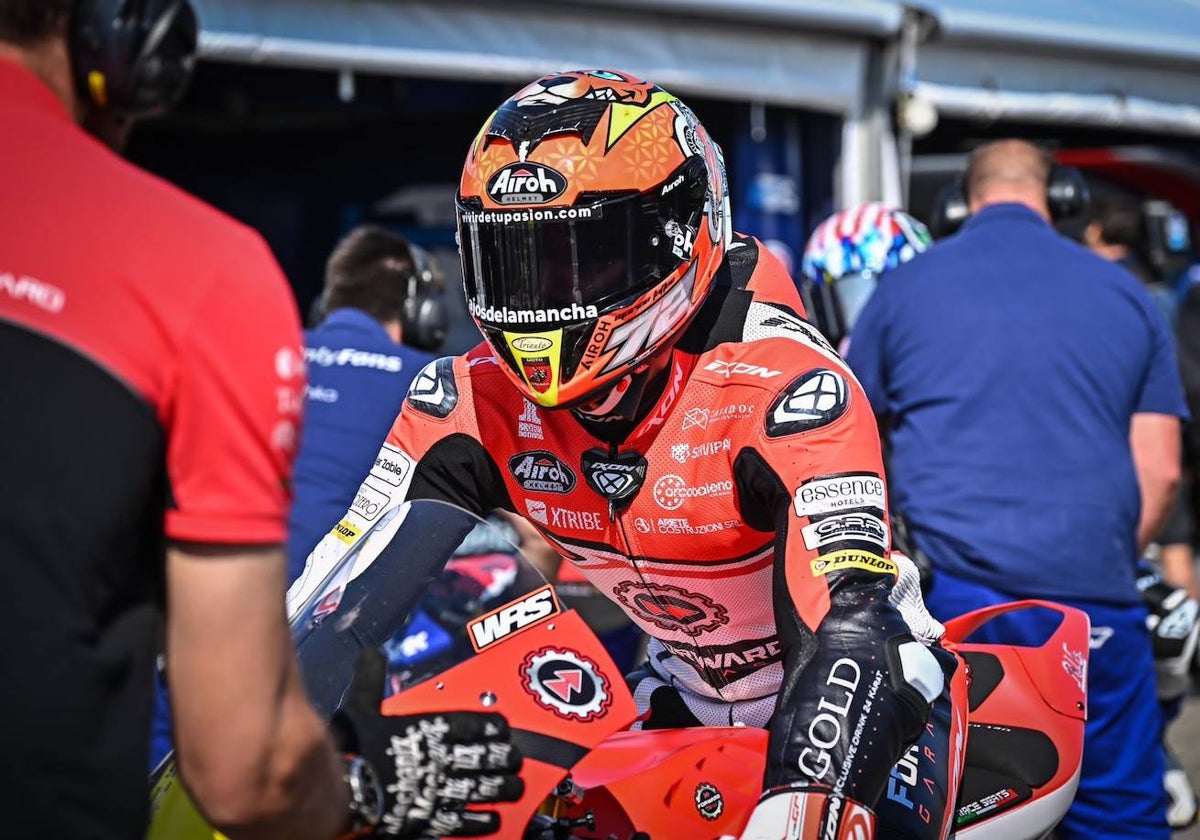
487, 162, 568, 205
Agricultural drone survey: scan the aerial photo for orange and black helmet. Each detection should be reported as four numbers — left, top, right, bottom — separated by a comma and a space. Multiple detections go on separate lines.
457, 69, 730, 408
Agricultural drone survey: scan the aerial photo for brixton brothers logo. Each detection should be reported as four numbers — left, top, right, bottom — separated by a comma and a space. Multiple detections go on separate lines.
486, 161, 568, 205
695, 783, 724, 821
520, 647, 611, 720
612, 581, 730, 633
508, 451, 577, 494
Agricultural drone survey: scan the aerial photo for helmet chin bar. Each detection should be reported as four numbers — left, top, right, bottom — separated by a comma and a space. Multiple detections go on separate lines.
571, 347, 675, 426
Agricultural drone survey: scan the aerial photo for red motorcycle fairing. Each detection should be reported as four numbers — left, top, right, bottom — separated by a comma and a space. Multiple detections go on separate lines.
942, 601, 1088, 838
381, 608, 638, 837
532, 600, 1085, 840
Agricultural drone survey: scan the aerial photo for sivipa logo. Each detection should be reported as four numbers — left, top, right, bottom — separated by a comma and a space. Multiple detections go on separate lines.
487, 162, 568, 205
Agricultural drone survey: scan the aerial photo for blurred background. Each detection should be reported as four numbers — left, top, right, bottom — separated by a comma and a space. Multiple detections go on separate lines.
127, 0, 1200, 353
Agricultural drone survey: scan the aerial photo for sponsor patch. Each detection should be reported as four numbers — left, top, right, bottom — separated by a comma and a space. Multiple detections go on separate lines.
350, 484, 390, 523
518, 399, 544, 440
467, 586, 560, 651
794, 473, 887, 518
369, 443, 413, 488
521, 355, 553, 393
511, 335, 553, 353
652, 474, 732, 511
956, 787, 1023, 826
612, 581, 729, 633
526, 499, 549, 525
681, 403, 756, 432
801, 512, 888, 551
810, 550, 897, 577
695, 783, 724, 821
767, 369, 849, 438
671, 438, 732, 464
509, 451, 577, 494
663, 636, 783, 687
580, 448, 647, 503
520, 647, 611, 720
704, 360, 781, 379
487, 161, 568, 205
656, 517, 739, 535
406, 357, 458, 418
528, 500, 603, 531
332, 518, 362, 545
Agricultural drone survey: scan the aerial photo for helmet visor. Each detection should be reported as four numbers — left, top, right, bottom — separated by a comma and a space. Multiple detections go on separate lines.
458, 184, 700, 327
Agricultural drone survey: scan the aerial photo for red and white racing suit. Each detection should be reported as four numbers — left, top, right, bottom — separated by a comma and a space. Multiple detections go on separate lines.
292, 237, 963, 838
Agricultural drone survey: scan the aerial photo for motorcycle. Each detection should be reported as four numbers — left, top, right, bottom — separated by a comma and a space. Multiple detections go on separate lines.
147, 500, 1089, 840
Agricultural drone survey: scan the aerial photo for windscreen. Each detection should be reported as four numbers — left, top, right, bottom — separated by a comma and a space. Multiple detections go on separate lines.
290, 501, 552, 717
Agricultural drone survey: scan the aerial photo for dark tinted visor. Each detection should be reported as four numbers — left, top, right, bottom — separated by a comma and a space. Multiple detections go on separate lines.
459, 161, 706, 322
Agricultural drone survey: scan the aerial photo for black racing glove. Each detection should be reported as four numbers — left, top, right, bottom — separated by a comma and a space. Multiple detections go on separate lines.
331, 649, 524, 838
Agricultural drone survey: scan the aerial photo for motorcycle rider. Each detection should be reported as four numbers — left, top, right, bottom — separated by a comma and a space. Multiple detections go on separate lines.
293, 70, 960, 839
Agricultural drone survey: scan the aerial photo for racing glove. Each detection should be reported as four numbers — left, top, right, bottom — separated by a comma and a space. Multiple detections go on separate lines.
330, 649, 525, 838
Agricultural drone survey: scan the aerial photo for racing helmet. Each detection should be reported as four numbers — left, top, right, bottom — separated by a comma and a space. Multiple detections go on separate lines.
800, 203, 931, 347
457, 69, 731, 408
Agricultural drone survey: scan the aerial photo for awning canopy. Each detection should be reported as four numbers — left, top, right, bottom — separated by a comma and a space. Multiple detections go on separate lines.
907, 0, 1200, 136
191, 0, 882, 114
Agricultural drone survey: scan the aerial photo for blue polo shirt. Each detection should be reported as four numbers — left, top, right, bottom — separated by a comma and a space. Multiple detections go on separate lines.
286, 308, 434, 580
846, 204, 1187, 604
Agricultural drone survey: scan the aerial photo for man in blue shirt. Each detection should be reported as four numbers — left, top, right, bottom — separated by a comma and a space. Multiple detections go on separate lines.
846, 140, 1187, 840
286, 225, 444, 581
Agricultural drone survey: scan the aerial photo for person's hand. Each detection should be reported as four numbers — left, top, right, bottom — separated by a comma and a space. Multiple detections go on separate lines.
331, 649, 524, 837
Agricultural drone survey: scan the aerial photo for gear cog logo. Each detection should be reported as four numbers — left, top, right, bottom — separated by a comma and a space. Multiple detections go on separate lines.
520, 647, 611, 720
695, 782, 724, 821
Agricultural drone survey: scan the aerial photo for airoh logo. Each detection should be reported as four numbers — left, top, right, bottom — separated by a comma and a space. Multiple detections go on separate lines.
487, 162, 568, 205
508, 451, 577, 494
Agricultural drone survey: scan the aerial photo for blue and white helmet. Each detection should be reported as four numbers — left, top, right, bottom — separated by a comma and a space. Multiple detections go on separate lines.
800, 203, 932, 347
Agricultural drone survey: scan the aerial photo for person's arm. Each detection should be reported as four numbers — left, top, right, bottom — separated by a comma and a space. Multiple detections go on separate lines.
1131, 413, 1182, 551
288, 355, 513, 615
167, 543, 348, 839
731, 351, 947, 837
1128, 285, 1190, 551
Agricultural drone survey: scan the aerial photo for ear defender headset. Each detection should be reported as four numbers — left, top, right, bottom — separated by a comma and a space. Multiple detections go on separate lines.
930, 150, 1090, 239
70, 0, 198, 121
400, 245, 449, 353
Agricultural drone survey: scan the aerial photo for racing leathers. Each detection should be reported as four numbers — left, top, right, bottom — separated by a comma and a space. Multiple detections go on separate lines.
291, 237, 960, 838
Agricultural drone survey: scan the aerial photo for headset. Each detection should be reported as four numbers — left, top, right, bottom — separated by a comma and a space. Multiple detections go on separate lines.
400, 244, 449, 353
70, 0, 198, 121
930, 151, 1090, 239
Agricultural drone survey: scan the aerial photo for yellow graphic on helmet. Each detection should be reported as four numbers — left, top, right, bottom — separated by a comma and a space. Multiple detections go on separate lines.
505, 328, 562, 406
606, 89, 677, 150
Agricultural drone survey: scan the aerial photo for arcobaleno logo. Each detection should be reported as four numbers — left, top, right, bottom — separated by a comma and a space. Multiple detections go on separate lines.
470, 300, 598, 325
487, 162, 568, 205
